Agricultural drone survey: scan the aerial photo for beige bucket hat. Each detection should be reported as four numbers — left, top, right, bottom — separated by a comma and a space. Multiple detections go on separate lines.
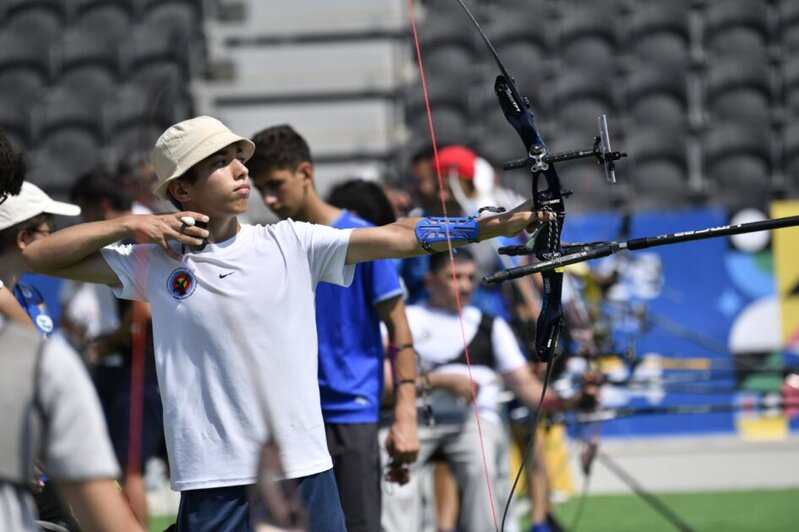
152, 116, 255, 197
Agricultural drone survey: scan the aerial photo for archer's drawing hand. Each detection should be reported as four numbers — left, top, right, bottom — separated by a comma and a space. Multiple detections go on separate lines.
126, 211, 209, 259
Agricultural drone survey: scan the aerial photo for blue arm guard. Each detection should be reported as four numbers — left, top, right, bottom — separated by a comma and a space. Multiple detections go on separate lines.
415, 216, 480, 253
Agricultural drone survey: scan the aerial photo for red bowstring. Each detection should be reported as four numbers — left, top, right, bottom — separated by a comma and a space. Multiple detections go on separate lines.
406, 1, 499, 529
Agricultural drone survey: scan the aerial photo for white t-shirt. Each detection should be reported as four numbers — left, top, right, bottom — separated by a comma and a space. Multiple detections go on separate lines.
406, 305, 527, 424
101, 221, 354, 490
0, 319, 120, 531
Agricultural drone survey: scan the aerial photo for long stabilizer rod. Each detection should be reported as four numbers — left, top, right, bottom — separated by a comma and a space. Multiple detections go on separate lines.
484, 214, 799, 284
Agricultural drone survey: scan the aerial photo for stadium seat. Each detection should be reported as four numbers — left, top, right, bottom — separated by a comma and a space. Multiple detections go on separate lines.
73, 1, 133, 49
28, 127, 103, 192
0, 67, 46, 109
625, 64, 688, 134
109, 77, 189, 138
491, 0, 548, 12
486, 12, 549, 54
57, 64, 118, 109
557, 6, 618, 71
705, 58, 771, 127
780, 0, 799, 51
122, 25, 198, 79
703, 124, 772, 209
141, 0, 202, 42
629, 3, 690, 69
783, 122, 799, 195
631, 159, 689, 210
33, 89, 106, 145
106, 122, 165, 166
558, 0, 619, 15
557, 161, 618, 212
783, 56, 799, 116
553, 71, 615, 131
0, 101, 33, 148
405, 83, 470, 146
5, 3, 63, 49
123, 25, 179, 66
0, 29, 54, 81
705, 0, 769, 58
53, 29, 121, 80
477, 121, 529, 166
0, 127, 26, 154
417, 43, 476, 97
0, 68, 44, 140
3, 0, 67, 21
624, 128, 690, 209
73, 0, 137, 15
418, 3, 476, 53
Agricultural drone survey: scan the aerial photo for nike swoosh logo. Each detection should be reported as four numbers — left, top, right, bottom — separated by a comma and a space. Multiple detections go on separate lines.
219, 272, 235, 279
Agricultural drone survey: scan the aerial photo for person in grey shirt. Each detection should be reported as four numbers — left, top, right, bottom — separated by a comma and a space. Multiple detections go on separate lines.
0, 128, 142, 531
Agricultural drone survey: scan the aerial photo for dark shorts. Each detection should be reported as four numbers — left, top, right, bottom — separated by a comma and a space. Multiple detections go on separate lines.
176, 469, 346, 532
324, 422, 381, 532
94, 364, 164, 468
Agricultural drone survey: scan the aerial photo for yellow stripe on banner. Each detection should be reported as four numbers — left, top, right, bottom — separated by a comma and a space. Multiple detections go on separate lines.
735, 415, 788, 441
771, 201, 799, 345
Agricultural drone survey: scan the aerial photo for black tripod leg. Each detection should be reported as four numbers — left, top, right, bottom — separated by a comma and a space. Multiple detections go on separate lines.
596, 451, 695, 532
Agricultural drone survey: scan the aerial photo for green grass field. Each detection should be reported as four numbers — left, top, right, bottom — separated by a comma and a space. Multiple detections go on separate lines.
542, 488, 799, 532
148, 488, 799, 531
149, 515, 173, 531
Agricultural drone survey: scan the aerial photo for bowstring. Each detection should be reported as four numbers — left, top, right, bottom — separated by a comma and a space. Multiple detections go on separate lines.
406, 1, 500, 529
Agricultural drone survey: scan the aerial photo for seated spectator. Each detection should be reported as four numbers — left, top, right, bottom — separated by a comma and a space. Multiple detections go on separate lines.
380, 249, 571, 532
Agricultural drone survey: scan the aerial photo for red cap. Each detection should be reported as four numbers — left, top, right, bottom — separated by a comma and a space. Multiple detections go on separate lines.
433, 145, 477, 180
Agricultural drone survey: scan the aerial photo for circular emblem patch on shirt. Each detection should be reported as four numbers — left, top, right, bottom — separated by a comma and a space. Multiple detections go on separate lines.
167, 268, 197, 299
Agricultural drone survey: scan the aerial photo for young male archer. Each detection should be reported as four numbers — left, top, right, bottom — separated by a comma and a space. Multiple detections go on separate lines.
22, 115, 551, 531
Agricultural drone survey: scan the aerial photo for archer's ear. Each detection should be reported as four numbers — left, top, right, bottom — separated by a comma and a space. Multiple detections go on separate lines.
296, 161, 314, 185
168, 179, 192, 204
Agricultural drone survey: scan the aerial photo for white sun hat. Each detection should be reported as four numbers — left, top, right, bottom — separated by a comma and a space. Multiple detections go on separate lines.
0, 181, 81, 231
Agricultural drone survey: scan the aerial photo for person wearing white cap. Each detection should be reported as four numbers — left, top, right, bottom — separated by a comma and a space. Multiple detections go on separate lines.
0, 184, 142, 529
22, 115, 551, 531
0, 182, 80, 335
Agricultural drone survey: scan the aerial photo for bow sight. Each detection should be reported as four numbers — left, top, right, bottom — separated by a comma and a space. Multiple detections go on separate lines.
502, 114, 626, 184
